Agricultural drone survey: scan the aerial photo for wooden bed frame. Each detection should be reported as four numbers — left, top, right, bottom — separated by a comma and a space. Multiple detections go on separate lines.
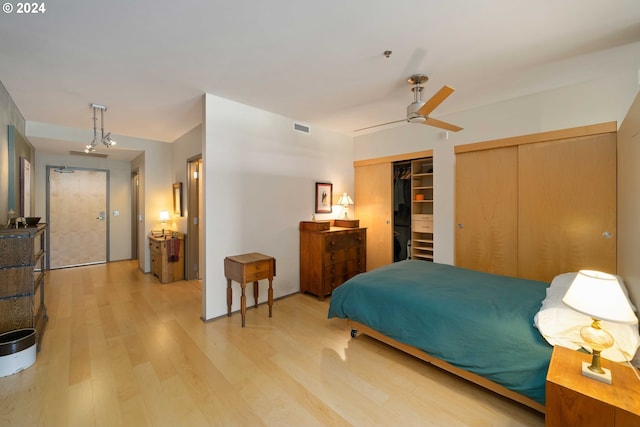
348, 319, 546, 414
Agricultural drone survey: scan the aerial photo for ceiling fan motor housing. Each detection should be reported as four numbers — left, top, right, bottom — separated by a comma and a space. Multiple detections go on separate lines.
407, 101, 427, 122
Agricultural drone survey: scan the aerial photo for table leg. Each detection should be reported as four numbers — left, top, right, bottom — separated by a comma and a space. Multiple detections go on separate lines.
253, 281, 259, 308
226, 278, 232, 317
240, 283, 247, 328
268, 277, 273, 318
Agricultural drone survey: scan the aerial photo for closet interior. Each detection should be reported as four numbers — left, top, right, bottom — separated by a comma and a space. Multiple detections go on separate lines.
393, 162, 412, 261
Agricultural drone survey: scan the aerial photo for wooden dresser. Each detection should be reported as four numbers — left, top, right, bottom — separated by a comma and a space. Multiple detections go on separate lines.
299, 219, 366, 300
0, 224, 47, 349
149, 233, 185, 283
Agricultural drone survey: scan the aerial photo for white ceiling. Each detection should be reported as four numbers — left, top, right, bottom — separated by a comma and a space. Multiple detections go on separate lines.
1, 0, 640, 159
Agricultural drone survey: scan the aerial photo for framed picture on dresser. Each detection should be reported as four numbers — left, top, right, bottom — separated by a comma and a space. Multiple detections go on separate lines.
315, 182, 332, 213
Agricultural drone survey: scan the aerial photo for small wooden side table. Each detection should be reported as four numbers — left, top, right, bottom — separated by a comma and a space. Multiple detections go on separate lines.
546, 345, 640, 426
223, 252, 276, 327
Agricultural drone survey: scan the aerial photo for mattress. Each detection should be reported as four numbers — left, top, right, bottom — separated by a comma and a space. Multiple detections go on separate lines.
328, 260, 552, 405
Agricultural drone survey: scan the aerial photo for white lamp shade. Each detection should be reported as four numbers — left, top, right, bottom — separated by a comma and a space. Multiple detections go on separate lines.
159, 210, 171, 221
562, 270, 638, 324
337, 193, 354, 206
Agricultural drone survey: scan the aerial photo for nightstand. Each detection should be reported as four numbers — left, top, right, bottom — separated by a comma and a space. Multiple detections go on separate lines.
546, 345, 640, 427
224, 252, 276, 327
149, 233, 185, 283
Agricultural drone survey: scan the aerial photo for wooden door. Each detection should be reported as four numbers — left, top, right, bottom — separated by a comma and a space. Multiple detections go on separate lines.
518, 133, 616, 281
455, 146, 518, 276
355, 162, 393, 271
48, 168, 108, 268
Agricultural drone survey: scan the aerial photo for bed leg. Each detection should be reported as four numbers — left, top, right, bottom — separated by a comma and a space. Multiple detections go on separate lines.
350, 329, 358, 338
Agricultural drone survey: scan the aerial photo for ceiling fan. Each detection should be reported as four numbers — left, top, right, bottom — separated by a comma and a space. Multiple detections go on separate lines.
355, 74, 463, 132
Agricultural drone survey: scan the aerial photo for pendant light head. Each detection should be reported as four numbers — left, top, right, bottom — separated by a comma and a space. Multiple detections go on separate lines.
102, 132, 116, 147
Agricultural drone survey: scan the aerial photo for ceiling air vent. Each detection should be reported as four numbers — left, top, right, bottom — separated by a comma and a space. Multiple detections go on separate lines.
69, 150, 108, 158
293, 123, 310, 134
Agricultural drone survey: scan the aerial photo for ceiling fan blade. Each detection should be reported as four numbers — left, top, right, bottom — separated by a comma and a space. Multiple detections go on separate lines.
417, 85, 455, 117
354, 118, 406, 132
423, 117, 463, 132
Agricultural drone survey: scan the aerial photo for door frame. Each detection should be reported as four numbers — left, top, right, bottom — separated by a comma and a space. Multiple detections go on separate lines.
45, 165, 110, 269
186, 155, 202, 280
131, 169, 140, 261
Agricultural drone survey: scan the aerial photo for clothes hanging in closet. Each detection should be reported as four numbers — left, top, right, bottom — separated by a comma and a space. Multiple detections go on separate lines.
394, 167, 411, 213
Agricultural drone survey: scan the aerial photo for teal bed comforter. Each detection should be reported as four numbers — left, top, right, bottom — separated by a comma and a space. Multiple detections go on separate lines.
327, 260, 552, 405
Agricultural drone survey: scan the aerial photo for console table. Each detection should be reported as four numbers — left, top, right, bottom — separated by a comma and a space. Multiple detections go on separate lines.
223, 252, 276, 327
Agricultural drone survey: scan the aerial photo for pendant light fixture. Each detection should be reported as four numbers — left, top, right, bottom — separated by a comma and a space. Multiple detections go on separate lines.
85, 103, 117, 153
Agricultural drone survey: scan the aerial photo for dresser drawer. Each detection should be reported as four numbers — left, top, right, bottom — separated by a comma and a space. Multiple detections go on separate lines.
0, 267, 33, 298
0, 237, 34, 267
149, 240, 161, 253
413, 214, 433, 222
323, 249, 348, 265
325, 234, 352, 251
413, 220, 433, 233
324, 262, 348, 290
245, 260, 272, 282
324, 231, 365, 251
0, 296, 33, 334
347, 256, 365, 275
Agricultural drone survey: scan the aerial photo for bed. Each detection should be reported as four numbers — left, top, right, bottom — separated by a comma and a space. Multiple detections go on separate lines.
328, 260, 553, 412
328, 260, 640, 413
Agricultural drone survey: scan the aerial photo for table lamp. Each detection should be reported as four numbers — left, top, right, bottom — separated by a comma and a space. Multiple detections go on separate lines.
337, 193, 354, 219
562, 270, 638, 384
159, 210, 171, 235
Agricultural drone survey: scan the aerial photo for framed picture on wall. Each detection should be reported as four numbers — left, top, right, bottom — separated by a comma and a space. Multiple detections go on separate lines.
173, 182, 183, 217
20, 157, 31, 217
315, 182, 332, 213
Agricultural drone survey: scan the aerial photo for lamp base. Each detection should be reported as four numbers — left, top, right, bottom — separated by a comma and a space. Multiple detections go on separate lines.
582, 361, 611, 384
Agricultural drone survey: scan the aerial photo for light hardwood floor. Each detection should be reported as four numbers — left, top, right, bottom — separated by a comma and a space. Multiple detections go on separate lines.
0, 261, 544, 426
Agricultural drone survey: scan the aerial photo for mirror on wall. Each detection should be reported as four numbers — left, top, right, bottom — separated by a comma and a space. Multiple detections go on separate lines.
7, 125, 35, 217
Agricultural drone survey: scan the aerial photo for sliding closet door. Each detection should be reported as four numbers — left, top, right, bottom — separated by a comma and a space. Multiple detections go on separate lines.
518, 133, 616, 281
355, 162, 393, 271
455, 146, 518, 276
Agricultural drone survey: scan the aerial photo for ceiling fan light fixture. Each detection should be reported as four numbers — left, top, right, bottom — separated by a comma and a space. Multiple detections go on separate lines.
407, 114, 427, 123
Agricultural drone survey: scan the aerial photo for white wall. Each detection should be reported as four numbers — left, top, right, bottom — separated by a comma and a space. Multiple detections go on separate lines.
354, 47, 640, 266
202, 93, 354, 320
171, 124, 202, 234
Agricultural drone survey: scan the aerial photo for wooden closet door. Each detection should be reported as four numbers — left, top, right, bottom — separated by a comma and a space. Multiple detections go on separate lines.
355, 163, 393, 271
455, 146, 518, 276
518, 133, 616, 282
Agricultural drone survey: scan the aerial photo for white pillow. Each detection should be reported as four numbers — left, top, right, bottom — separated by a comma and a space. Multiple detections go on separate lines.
534, 272, 640, 362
